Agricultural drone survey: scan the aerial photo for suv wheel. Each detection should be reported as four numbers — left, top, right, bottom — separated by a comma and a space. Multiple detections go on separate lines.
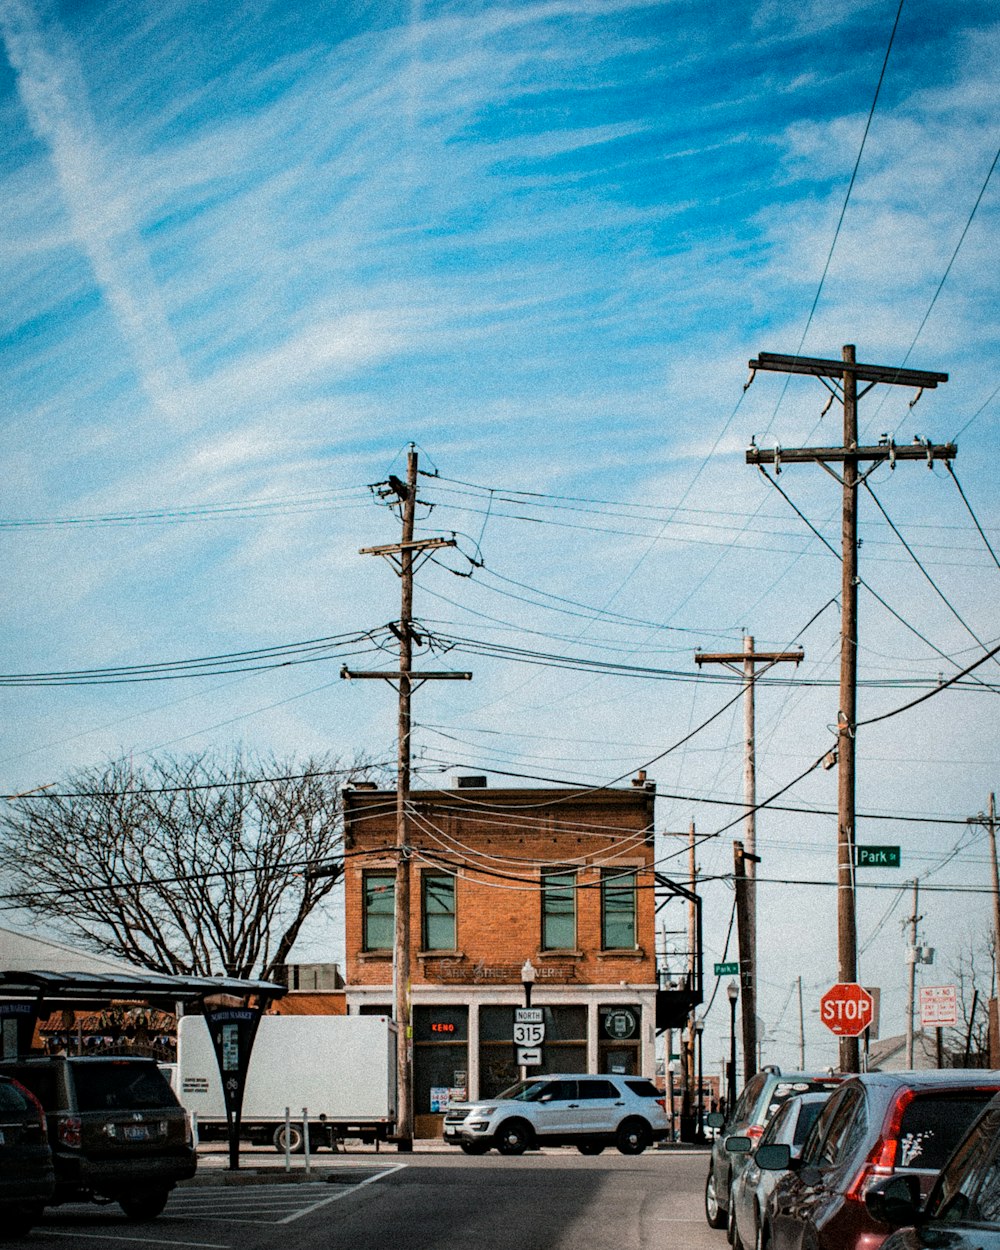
705, 1169, 727, 1229
615, 1117, 651, 1155
119, 1187, 170, 1222
459, 1141, 490, 1155
577, 1141, 606, 1155
495, 1119, 533, 1156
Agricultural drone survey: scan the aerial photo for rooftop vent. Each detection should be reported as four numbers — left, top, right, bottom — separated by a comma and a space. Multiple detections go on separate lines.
453, 775, 488, 789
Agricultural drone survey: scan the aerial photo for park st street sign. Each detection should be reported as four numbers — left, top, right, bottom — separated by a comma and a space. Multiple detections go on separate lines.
855, 845, 901, 868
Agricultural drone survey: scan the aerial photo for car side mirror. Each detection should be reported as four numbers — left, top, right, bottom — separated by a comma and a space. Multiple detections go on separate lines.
706, 1112, 724, 1129
864, 1174, 922, 1227
755, 1143, 792, 1171
726, 1135, 753, 1154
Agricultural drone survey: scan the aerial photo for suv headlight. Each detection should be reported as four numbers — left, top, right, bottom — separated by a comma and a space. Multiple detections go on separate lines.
471, 1107, 496, 1117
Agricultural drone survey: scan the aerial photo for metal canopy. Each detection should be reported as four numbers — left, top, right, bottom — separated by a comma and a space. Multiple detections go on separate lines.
0, 968, 285, 1009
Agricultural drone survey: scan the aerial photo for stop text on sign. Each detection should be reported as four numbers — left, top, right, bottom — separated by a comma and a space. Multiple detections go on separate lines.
820, 983, 874, 1037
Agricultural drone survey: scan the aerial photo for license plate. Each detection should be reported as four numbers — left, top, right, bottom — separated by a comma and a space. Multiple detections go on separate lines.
444, 1128, 456, 1137
124, 1125, 149, 1142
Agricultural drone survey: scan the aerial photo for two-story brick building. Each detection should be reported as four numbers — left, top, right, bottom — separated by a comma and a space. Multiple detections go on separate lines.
343, 776, 660, 1138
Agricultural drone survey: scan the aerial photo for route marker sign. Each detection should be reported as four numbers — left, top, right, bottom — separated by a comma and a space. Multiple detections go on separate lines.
820, 983, 874, 1037
855, 845, 901, 868
517, 1046, 542, 1066
515, 1008, 543, 1024
513, 1022, 545, 1046
919, 985, 958, 1029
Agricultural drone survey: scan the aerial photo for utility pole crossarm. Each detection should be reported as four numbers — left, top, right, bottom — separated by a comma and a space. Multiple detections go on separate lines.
340, 668, 472, 681
747, 444, 956, 466
359, 538, 456, 557
749, 352, 948, 388
696, 650, 803, 665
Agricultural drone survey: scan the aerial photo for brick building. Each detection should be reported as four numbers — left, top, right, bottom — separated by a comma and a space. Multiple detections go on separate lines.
343, 776, 660, 1138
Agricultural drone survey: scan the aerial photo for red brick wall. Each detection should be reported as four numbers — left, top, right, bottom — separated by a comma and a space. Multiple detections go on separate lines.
344, 787, 658, 990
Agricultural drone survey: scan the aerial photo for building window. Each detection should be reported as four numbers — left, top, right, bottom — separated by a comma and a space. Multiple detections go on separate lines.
363, 871, 395, 951
422, 872, 456, 951
601, 867, 637, 949
478, 1005, 587, 1099
541, 869, 576, 950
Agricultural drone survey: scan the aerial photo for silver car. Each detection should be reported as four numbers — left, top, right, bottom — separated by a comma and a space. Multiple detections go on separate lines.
728, 1091, 833, 1250
442, 1074, 670, 1156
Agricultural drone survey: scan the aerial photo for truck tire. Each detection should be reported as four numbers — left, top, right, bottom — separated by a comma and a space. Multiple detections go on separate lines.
119, 1187, 170, 1221
615, 1117, 651, 1155
273, 1123, 306, 1153
494, 1119, 533, 1156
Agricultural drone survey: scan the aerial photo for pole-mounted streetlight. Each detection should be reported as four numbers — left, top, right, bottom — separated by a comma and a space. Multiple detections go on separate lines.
727, 981, 739, 1111
521, 959, 537, 1011
693, 1016, 705, 1144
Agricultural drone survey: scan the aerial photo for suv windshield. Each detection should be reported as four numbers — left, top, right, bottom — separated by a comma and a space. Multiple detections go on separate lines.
495, 1079, 551, 1102
70, 1062, 177, 1111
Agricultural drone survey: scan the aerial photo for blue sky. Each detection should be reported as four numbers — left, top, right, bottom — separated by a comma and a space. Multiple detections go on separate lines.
1, 0, 998, 1071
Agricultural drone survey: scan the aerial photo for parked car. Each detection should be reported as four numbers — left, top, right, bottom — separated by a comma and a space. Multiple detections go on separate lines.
0, 1073, 55, 1238
704, 1068, 844, 1230
757, 1070, 1000, 1250
442, 1073, 670, 1155
866, 1092, 1000, 1249
0, 1056, 196, 1221
729, 1091, 834, 1250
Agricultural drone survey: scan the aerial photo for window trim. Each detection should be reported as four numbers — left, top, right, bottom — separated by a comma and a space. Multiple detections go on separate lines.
600, 866, 638, 949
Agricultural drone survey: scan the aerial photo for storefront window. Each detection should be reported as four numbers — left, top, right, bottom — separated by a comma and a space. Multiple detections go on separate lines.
541, 869, 576, 950
363, 871, 395, 951
413, 1006, 468, 1116
598, 1005, 641, 1076
601, 867, 637, 949
478, 1004, 587, 1098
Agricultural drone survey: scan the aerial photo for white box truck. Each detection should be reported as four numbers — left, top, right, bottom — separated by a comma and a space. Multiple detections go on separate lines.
176, 1014, 397, 1151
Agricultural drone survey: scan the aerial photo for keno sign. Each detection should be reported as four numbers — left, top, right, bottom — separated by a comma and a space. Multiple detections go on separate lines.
820, 983, 874, 1037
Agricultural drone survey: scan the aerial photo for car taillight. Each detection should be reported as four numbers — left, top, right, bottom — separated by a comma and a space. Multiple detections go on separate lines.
746, 1124, 764, 1141
12, 1079, 46, 1133
846, 1088, 914, 1201
655, 1098, 666, 1112
57, 1114, 82, 1149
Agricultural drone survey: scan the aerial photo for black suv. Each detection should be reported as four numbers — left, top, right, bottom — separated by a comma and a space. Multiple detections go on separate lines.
0, 1073, 54, 1238
0, 1056, 196, 1221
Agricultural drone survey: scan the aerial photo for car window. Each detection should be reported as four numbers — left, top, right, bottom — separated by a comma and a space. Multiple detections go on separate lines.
760, 1080, 842, 1127
760, 1098, 798, 1147
578, 1080, 618, 1100
898, 1094, 996, 1171
801, 1087, 850, 1164
624, 1079, 661, 1098
935, 1108, 1000, 1224
538, 1080, 577, 1102
794, 1099, 828, 1147
70, 1062, 177, 1111
731, 1074, 767, 1126
817, 1087, 866, 1166
2, 1065, 58, 1111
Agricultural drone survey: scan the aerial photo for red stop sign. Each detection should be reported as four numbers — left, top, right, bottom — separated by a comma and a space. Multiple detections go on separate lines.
820, 983, 874, 1037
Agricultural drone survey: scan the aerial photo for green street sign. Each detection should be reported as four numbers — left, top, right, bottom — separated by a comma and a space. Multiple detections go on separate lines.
855, 845, 901, 868
714, 961, 739, 976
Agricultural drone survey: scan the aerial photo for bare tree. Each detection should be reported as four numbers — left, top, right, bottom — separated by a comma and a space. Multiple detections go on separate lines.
0, 751, 376, 980
951, 930, 996, 1066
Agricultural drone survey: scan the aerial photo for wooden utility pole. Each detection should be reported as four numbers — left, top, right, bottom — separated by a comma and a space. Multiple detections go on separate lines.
905, 879, 921, 1068
695, 637, 802, 1073
970, 794, 1000, 1060
733, 841, 760, 1084
342, 446, 472, 1149
746, 346, 953, 1072
797, 976, 805, 1068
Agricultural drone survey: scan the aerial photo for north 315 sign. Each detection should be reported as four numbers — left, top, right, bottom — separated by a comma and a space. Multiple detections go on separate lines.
513, 1022, 545, 1046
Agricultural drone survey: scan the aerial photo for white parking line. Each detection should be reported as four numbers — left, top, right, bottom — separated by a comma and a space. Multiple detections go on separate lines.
39, 1232, 229, 1249
277, 1164, 407, 1224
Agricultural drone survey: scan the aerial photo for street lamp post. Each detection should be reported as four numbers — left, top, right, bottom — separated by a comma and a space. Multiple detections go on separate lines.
694, 1016, 705, 1144
727, 981, 739, 1111
519, 960, 537, 1081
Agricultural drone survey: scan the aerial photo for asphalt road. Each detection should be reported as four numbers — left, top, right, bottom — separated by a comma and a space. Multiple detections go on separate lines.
22, 1146, 728, 1250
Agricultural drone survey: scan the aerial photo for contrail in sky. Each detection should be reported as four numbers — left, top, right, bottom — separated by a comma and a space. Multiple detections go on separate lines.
0, 0, 190, 423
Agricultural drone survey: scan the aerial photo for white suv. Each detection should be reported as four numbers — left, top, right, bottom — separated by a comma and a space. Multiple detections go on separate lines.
442, 1074, 669, 1156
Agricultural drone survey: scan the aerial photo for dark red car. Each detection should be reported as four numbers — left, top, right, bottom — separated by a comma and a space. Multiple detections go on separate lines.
756, 1070, 1000, 1250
